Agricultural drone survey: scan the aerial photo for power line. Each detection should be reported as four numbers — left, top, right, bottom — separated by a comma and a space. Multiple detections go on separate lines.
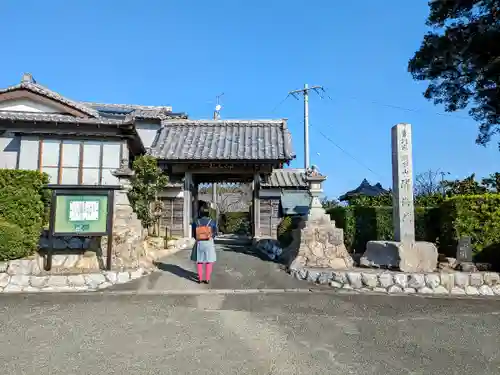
270, 94, 290, 113
320, 87, 471, 121
312, 124, 386, 180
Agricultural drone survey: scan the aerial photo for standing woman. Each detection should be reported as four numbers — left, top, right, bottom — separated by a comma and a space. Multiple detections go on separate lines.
191, 207, 217, 284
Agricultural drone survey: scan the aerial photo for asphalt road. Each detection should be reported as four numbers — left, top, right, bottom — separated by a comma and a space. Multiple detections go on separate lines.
1, 291, 500, 374
108, 238, 311, 293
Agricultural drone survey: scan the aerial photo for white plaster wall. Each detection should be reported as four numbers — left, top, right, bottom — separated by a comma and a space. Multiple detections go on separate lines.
0, 98, 63, 113
136, 121, 160, 148
0, 133, 20, 169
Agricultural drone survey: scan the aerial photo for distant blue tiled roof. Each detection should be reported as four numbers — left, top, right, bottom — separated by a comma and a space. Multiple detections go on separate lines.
339, 179, 389, 201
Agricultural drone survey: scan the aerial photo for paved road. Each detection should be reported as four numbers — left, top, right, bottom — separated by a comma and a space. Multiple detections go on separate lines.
109, 237, 311, 292
1, 291, 500, 374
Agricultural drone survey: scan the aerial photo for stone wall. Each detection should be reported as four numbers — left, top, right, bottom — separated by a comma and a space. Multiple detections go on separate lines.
0, 269, 148, 293
292, 268, 500, 296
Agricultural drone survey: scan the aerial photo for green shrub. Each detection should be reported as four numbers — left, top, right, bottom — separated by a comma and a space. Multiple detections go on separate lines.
0, 218, 30, 261
439, 194, 500, 259
326, 205, 439, 252
0, 169, 49, 257
277, 215, 302, 248
219, 212, 251, 234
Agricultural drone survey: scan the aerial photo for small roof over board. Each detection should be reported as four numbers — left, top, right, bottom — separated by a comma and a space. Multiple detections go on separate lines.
339, 179, 389, 201
149, 119, 295, 162
260, 168, 308, 189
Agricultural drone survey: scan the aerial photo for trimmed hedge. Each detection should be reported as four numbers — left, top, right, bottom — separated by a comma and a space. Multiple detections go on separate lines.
0, 169, 49, 260
0, 219, 28, 261
219, 212, 251, 234
327, 206, 440, 252
439, 194, 500, 259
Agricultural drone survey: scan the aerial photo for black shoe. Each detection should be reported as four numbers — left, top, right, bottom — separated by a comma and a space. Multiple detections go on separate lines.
203, 280, 210, 284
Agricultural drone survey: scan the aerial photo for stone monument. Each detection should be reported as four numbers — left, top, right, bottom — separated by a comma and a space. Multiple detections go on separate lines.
360, 123, 438, 272
286, 166, 354, 271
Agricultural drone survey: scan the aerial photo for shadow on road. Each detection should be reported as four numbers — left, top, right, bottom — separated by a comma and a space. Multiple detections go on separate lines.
214, 237, 272, 262
154, 262, 199, 283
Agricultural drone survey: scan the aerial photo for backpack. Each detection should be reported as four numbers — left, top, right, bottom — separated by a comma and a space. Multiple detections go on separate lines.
195, 219, 212, 241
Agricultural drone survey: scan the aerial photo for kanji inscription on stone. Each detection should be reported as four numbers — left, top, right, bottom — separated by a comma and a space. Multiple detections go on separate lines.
391, 123, 415, 243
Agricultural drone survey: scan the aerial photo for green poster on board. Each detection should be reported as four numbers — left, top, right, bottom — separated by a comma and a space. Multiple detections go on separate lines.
53, 194, 109, 234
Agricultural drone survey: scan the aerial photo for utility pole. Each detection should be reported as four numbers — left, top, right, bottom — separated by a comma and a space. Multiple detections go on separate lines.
289, 84, 323, 169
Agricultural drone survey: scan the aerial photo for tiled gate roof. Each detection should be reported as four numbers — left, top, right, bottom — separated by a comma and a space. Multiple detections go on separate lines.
150, 119, 295, 161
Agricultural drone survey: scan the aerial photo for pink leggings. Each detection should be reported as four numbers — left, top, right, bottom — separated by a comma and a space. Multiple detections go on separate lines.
196, 262, 213, 281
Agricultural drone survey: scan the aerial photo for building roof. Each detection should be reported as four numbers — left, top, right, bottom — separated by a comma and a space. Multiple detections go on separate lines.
81, 102, 188, 120
0, 111, 135, 125
0, 74, 100, 118
339, 179, 389, 201
260, 168, 308, 188
0, 73, 186, 122
150, 119, 295, 161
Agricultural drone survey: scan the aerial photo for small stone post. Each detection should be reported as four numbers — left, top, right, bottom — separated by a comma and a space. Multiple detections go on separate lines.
306, 173, 327, 219
391, 123, 415, 243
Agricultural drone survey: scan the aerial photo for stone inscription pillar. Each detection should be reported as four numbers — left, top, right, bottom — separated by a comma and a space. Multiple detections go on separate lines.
391, 123, 415, 243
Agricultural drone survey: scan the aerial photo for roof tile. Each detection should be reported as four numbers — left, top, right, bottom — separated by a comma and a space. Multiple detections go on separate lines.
150, 120, 295, 161
260, 169, 308, 188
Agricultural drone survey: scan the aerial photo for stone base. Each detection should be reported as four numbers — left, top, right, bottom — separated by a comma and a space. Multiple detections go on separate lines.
286, 211, 354, 270
360, 240, 438, 273
292, 267, 500, 297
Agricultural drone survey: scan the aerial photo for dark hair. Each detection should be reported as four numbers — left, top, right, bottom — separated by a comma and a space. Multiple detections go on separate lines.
199, 207, 210, 218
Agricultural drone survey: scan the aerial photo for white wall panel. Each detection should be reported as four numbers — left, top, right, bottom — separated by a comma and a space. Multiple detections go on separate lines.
62, 140, 80, 167
82, 142, 101, 168
82, 168, 100, 185
102, 142, 121, 168
41, 139, 60, 167
18, 136, 39, 170
43, 167, 59, 184
101, 168, 118, 185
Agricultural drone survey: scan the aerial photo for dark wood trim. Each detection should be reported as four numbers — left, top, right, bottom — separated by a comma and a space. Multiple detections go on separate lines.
98, 143, 104, 184
78, 142, 84, 184
57, 140, 63, 184
106, 189, 115, 271
119, 142, 124, 162
37, 137, 43, 171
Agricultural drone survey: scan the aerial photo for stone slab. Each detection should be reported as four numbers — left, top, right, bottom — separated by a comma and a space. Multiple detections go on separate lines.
361, 240, 438, 273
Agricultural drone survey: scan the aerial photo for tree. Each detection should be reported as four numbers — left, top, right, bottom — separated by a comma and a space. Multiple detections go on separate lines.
409, 0, 500, 147
198, 184, 252, 214
321, 197, 340, 209
414, 169, 443, 196
128, 155, 169, 232
442, 173, 487, 196
481, 172, 500, 191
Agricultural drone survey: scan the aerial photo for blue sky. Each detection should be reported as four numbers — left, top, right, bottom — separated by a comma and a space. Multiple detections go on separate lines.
1, 0, 498, 198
